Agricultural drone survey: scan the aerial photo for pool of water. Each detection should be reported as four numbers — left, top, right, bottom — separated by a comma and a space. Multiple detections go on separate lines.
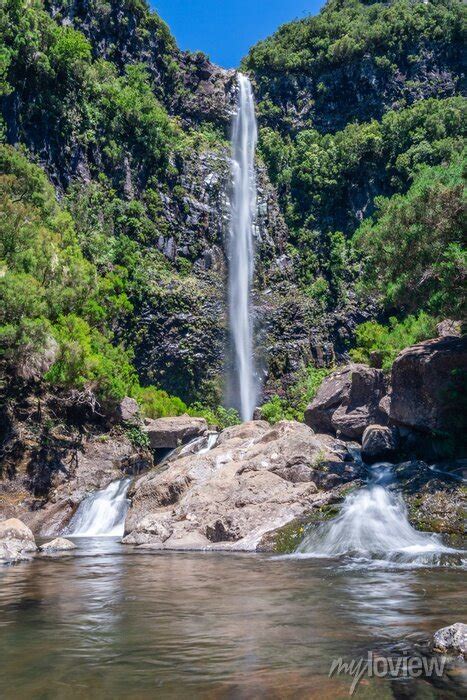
0, 539, 465, 699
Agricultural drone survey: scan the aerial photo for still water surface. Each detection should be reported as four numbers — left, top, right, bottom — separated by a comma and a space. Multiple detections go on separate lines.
0, 538, 465, 699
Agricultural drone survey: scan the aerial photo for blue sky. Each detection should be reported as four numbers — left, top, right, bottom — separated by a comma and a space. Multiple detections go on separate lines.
150, 0, 324, 68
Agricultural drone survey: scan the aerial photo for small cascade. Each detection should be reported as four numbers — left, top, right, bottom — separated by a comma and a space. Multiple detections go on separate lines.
66, 478, 131, 538
198, 433, 219, 454
297, 465, 463, 567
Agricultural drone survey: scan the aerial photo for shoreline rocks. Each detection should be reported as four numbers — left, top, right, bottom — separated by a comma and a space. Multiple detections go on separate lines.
432, 623, 467, 658
39, 537, 77, 553
305, 364, 387, 440
0, 518, 37, 564
361, 425, 399, 463
304, 335, 467, 461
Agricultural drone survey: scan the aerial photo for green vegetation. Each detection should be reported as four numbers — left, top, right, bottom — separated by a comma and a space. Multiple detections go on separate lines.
261, 366, 331, 423
350, 313, 438, 371
245, 0, 463, 78
353, 158, 466, 319
126, 426, 150, 450
0, 144, 137, 403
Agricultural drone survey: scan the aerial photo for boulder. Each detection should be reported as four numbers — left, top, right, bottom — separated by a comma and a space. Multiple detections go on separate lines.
117, 397, 140, 424
143, 415, 208, 450
432, 623, 467, 657
305, 364, 387, 440
361, 425, 399, 463
304, 366, 352, 433
389, 336, 467, 434
40, 537, 76, 552
0, 518, 37, 563
123, 420, 361, 551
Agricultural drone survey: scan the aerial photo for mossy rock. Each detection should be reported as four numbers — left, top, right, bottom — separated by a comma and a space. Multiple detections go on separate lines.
257, 504, 340, 554
406, 486, 466, 535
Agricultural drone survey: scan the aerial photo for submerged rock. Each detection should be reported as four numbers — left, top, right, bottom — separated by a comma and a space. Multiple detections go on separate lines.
40, 537, 77, 553
432, 623, 467, 658
123, 420, 361, 551
0, 518, 37, 563
143, 415, 208, 450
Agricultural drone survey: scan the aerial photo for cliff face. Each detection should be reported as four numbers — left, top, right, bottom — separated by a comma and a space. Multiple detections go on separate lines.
2, 0, 296, 402
1, 0, 464, 411
245, 0, 464, 136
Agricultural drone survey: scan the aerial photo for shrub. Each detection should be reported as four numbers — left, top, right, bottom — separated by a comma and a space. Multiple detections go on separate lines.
133, 385, 188, 419
350, 313, 438, 370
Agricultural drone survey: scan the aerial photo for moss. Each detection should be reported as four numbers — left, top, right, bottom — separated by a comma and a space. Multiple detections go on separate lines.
406, 488, 465, 535
258, 504, 340, 554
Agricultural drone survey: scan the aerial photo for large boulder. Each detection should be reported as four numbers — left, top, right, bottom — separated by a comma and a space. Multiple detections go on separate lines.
0, 518, 37, 563
432, 623, 467, 658
389, 336, 467, 434
143, 415, 208, 450
123, 420, 360, 551
305, 364, 387, 440
361, 425, 399, 463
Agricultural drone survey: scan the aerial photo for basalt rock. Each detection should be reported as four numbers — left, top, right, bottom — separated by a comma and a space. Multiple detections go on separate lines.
123, 420, 362, 551
361, 425, 399, 464
40, 537, 77, 553
389, 336, 467, 434
305, 364, 387, 440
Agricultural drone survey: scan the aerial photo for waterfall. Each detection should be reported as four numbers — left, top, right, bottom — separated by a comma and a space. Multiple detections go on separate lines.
65, 478, 131, 538
228, 73, 259, 421
296, 465, 462, 567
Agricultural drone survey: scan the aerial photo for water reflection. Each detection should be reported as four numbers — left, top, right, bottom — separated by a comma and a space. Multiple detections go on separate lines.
0, 544, 465, 699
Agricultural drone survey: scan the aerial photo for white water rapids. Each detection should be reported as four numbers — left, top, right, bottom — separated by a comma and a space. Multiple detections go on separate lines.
66, 478, 131, 538
296, 464, 463, 567
228, 73, 259, 421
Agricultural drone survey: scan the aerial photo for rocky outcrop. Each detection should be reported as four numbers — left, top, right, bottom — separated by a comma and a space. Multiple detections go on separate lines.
0, 518, 37, 563
361, 425, 399, 464
389, 336, 467, 434
305, 364, 387, 440
390, 460, 466, 535
143, 415, 208, 450
123, 420, 362, 550
432, 623, 467, 658
0, 403, 152, 537
436, 319, 462, 338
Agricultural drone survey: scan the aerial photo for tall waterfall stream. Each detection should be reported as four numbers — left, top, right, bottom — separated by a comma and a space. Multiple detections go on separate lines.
228, 73, 259, 421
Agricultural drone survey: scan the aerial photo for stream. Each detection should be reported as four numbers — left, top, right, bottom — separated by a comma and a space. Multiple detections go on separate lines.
0, 541, 465, 699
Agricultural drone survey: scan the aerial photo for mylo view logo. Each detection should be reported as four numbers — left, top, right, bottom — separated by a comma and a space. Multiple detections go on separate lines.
329, 651, 446, 695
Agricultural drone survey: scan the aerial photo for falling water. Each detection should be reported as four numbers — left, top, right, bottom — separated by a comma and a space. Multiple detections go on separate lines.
296, 465, 463, 567
228, 73, 259, 421
65, 479, 131, 537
